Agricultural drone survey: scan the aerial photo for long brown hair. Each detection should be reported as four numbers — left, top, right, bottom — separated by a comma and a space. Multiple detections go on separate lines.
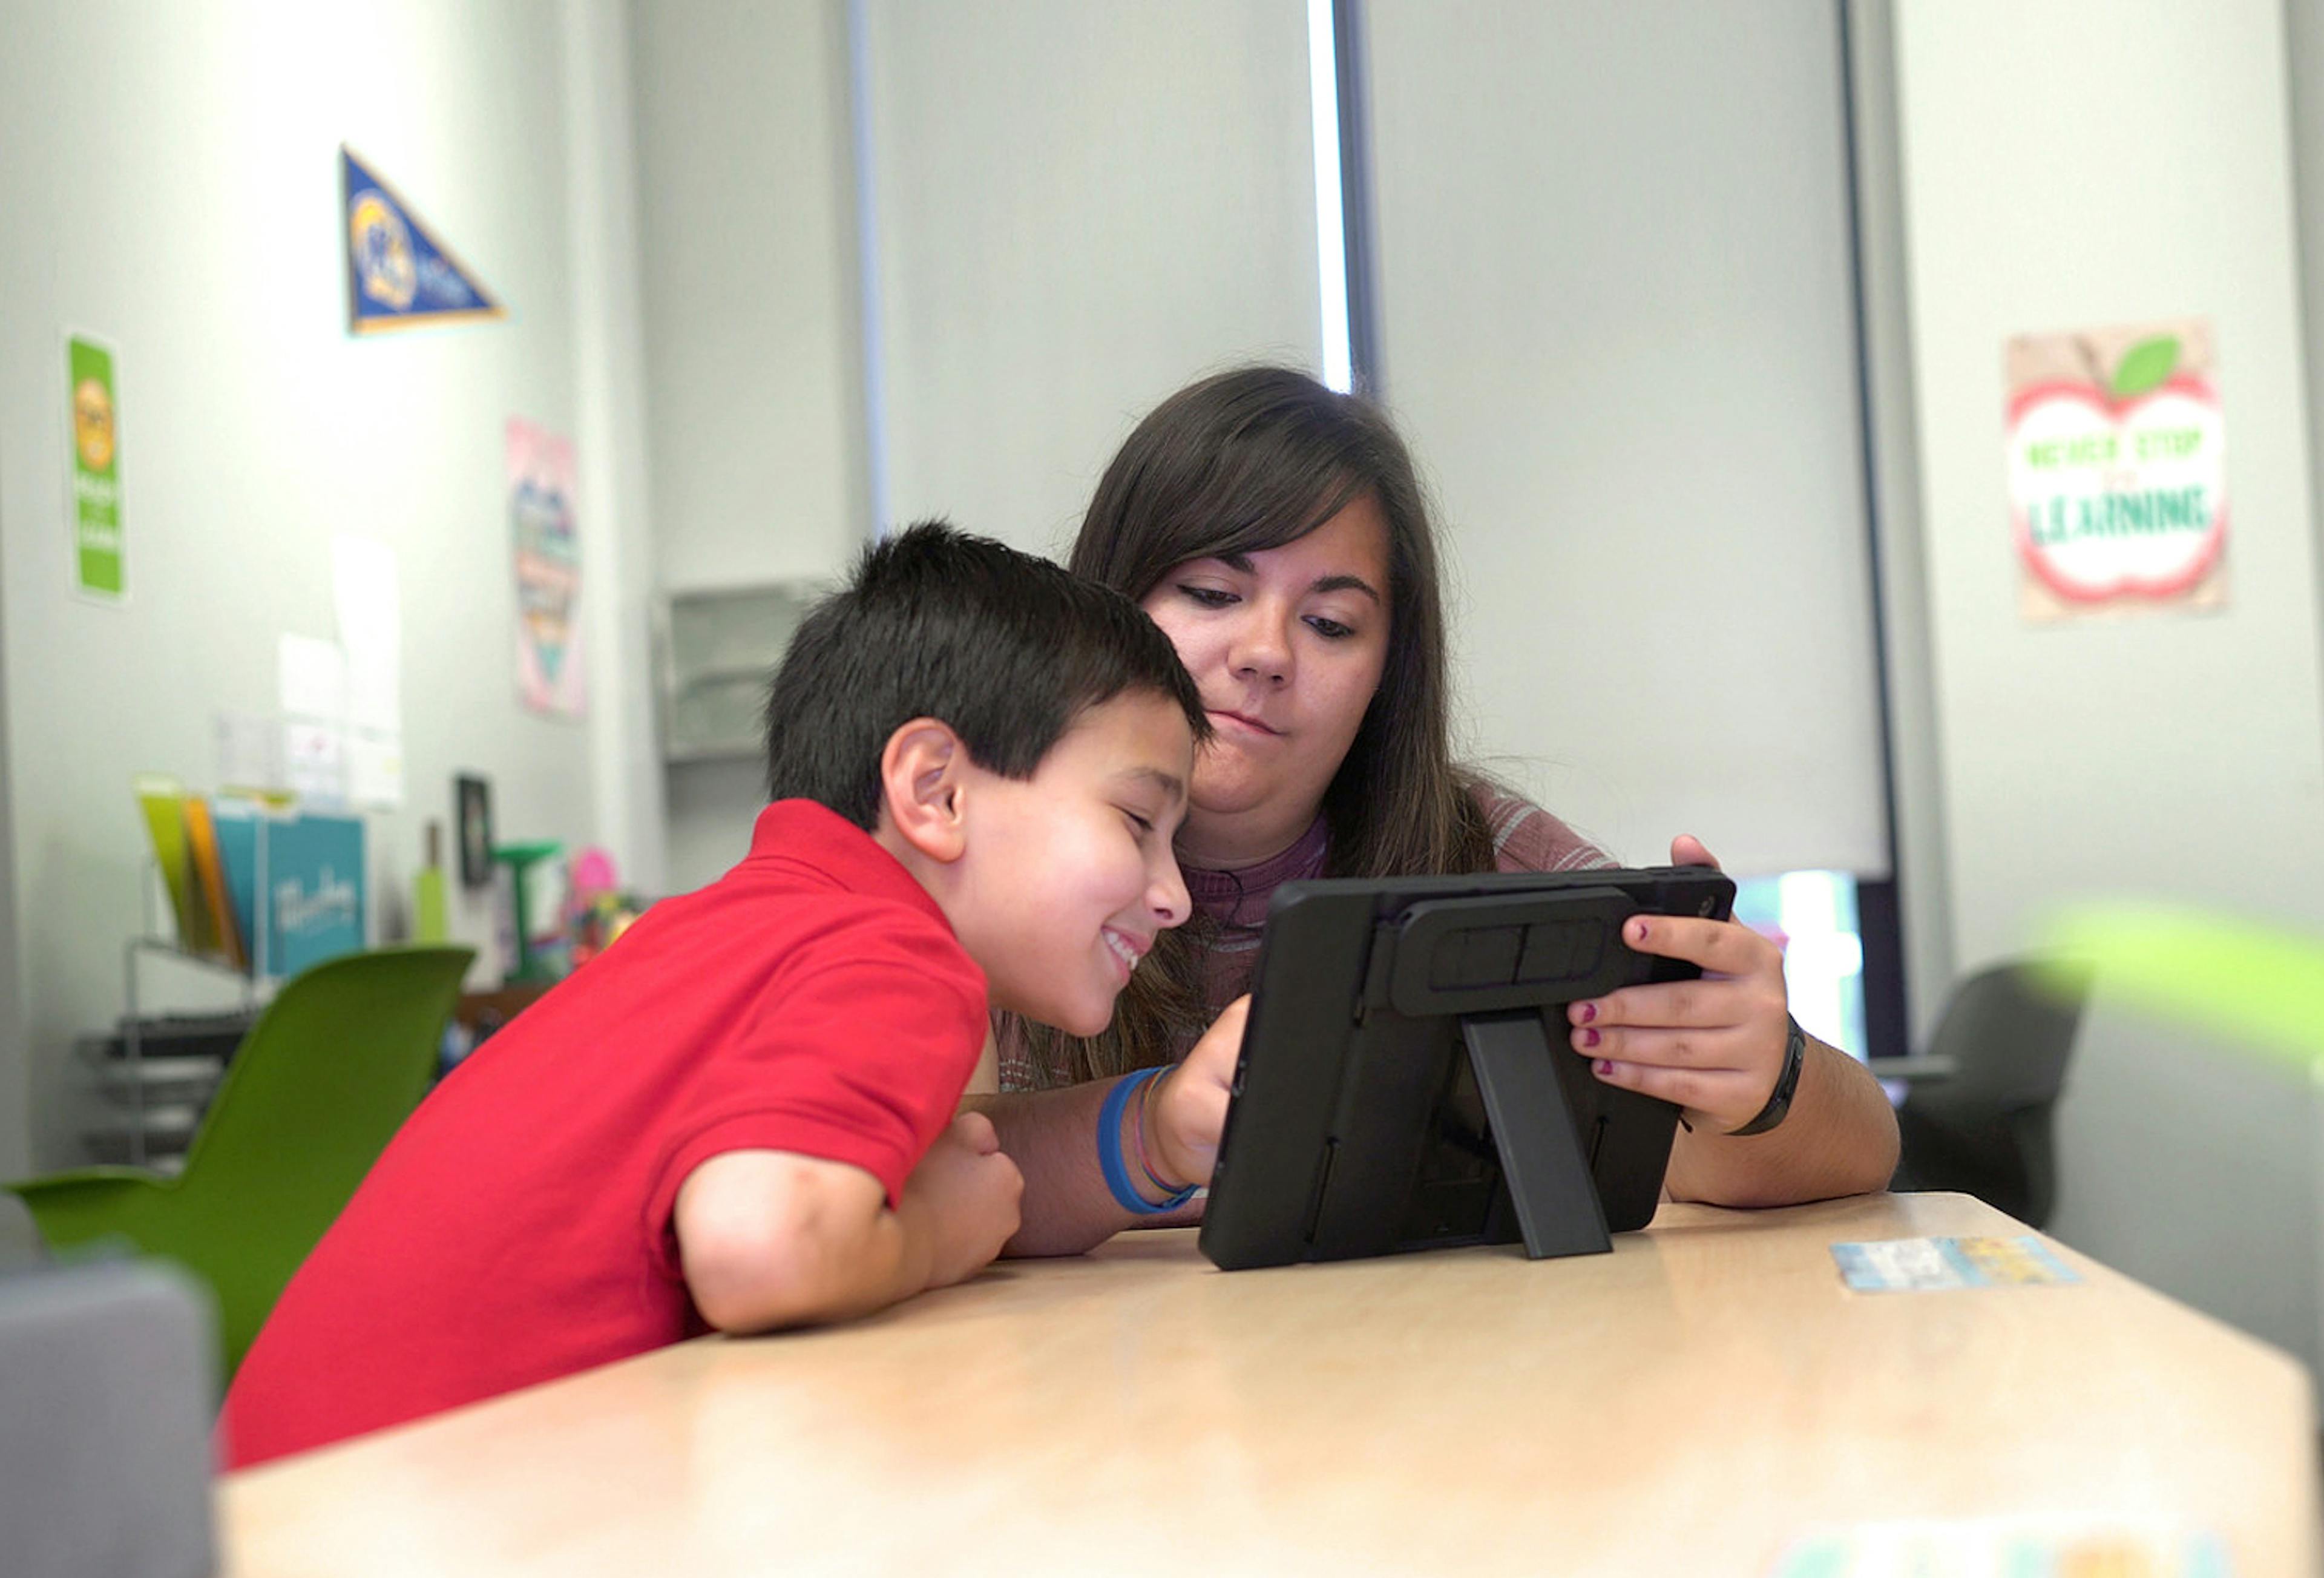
1017, 366, 1495, 1085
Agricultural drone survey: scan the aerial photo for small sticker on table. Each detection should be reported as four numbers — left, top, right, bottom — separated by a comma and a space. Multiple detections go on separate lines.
1770, 1515, 2228, 1576
1830, 1235, 2079, 1292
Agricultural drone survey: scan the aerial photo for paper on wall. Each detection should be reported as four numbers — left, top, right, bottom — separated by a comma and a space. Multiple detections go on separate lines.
347, 729, 404, 810
332, 534, 402, 734
278, 633, 349, 723
283, 720, 349, 804
215, 711, 283, 791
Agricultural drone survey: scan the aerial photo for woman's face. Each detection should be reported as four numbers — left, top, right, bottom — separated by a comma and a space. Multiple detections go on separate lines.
1139, 492, 1393, 867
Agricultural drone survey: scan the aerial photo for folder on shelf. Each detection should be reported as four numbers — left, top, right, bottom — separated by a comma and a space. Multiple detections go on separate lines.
182, 797, 244, 971
208, 796, 264, 968
132, 775, 212, 956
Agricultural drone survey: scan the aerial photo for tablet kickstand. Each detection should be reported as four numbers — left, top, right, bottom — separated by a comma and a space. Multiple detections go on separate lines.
1461, 1010, 1613, 1260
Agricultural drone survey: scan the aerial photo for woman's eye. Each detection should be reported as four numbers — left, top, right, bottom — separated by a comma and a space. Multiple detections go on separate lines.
1178, 584, 1236, 608
1307, 616, 1355, 640
1123, 809, 1155, 836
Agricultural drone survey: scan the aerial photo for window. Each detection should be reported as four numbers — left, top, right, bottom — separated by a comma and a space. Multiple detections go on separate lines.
1733, 872, 1869, 1060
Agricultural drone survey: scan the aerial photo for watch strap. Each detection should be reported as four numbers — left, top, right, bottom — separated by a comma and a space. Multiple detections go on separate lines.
1727, 1014, 1806, 1137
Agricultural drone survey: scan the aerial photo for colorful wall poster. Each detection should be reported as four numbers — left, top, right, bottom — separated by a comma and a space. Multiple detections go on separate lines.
342, 145, 505, 335
67, 332, 125, 601
2005, 319, 2226, 623
508, 418, 585, 718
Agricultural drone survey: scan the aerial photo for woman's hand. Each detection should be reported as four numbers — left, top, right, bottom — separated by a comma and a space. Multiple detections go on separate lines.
1567, 837, 1790, 1135
1146, 996, 1251, 1189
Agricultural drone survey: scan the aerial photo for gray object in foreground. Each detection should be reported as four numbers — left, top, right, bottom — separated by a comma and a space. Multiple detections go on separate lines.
0, 1258, 217, 1578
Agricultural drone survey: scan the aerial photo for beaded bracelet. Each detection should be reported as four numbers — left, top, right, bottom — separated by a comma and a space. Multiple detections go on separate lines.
1096, 1067, 1198, 1215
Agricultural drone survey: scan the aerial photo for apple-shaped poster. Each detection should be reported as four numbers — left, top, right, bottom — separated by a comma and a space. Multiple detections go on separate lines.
2004, 320, 2226, 622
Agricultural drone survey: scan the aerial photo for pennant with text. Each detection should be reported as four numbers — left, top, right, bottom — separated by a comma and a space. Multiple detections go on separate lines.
342, 145, 506, 335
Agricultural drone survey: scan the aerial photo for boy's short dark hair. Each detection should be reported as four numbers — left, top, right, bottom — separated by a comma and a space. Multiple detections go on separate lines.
763, 522, 1210, 829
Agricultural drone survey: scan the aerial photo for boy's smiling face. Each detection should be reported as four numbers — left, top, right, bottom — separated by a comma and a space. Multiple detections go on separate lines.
945, 691, 1196, 1036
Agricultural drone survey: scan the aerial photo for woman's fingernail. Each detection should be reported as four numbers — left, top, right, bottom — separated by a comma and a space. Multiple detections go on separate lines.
1579, 1001, 1598, 1024
1594, 1059, 1614, 1077
1631, 919, 1650, 944
1580, 1027, 1601, 1049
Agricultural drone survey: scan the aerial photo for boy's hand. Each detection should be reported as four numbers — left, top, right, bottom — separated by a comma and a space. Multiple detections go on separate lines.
1148, 995, 1250, 1191
900, 1111, 1023, 1290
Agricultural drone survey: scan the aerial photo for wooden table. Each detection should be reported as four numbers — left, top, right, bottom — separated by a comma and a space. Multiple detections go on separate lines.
219, 1192, 2320, 1576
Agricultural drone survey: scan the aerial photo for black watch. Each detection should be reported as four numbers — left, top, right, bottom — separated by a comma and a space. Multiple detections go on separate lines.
1727, 1015, 1806, 1137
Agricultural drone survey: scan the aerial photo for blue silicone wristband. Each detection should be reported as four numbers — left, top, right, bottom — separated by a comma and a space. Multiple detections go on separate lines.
1097, 1067, 1196, 1215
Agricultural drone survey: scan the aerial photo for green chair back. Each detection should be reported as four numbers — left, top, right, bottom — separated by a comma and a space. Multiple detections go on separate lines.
4, 944, 474, 1382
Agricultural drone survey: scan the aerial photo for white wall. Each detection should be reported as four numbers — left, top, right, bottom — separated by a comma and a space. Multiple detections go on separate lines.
632, 0, 870, 594
0, 0, 655, 1172
2294, 0, 2324, 657
629, 1, 1327, 896
566, 0, 671, 899
1894, 0, 2324, 956
629, 0, 870, 893
1844, 0, 1954, 1046
1886, 0, 2324, 1368
1363, 0, 1889, 881
864, 0, 1322, 560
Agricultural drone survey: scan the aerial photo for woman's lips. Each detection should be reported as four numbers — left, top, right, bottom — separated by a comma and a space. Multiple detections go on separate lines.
1209, 709, 1283, 738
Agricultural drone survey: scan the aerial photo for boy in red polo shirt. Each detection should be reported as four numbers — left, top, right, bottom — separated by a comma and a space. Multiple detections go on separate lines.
221, 524, 1208, 1466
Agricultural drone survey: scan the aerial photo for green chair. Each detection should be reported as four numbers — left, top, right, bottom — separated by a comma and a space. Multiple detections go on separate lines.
4, 944, 474, 1384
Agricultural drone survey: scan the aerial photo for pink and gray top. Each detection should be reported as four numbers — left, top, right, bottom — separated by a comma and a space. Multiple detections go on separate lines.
996, 785, 1610, 1092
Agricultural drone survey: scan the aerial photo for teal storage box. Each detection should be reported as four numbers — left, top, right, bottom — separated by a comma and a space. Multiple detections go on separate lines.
212, 803, 367, 978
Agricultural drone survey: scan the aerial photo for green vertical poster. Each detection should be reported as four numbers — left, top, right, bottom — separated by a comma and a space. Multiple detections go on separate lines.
67, 332, 125, 600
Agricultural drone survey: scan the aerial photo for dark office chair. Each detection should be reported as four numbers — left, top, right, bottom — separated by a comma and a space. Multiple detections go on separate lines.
1870, 956, 2095, 1229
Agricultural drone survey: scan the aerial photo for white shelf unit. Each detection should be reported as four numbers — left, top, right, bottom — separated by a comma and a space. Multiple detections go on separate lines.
655, 581, 828, 765
108, 821, 277, 1167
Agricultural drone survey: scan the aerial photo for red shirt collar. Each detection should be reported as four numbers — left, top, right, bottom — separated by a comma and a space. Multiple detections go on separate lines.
743, 799, 953, 931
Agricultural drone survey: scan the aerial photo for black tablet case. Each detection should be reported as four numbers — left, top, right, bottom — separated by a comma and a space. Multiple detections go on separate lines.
1199, 866, 1736, 1271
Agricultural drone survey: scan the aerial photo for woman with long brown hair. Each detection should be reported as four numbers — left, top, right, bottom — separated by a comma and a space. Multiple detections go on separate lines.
979, 366, 1898, 1254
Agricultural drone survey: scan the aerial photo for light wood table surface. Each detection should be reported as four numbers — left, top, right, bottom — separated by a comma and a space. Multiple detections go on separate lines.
220, 1191, 2320, 1576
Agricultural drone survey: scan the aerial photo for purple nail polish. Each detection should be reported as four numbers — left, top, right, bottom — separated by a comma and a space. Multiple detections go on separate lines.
1581, 1027, 1600, 1049
1577, 1001, 1597, 1024
1594, 1059, 1613, 1077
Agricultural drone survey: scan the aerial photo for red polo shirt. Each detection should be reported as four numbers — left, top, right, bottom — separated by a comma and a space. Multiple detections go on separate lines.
220, 800, 986, 1467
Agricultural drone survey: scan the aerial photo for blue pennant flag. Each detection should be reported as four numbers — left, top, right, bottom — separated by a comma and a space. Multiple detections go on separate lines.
342, 145, 506, 334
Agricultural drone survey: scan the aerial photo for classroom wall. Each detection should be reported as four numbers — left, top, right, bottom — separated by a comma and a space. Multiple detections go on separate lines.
565, 0, 671, 903
1363, 0, 1889, 883
1843, 0, 1955, 1050
2294, 0, 2324, 648
1885, 0, 2324, 1367
0, 0, 655, 1174
629, 0, 870, 893
863, 0, 1322, 561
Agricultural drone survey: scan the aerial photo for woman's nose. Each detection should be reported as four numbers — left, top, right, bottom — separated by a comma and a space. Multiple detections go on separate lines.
1227, 605, 1292, 685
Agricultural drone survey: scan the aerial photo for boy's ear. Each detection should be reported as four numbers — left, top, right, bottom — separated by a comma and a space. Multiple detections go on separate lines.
878, 717, 971, 864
